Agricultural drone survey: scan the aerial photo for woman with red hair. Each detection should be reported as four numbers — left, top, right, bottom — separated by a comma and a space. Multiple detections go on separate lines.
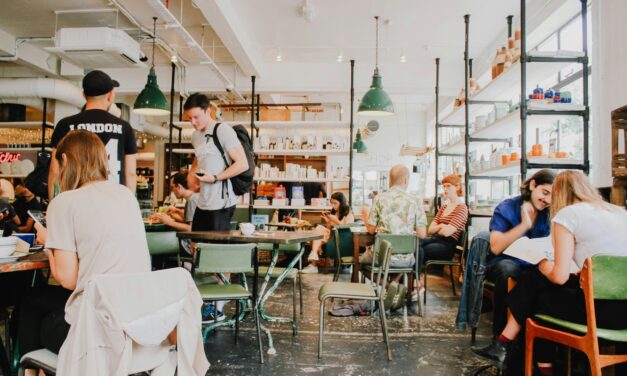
421, 174, 468, 266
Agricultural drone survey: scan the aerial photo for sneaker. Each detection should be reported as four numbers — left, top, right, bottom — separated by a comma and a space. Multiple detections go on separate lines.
202, 304, 225, 323
301, 264, 319, 274
307, 250, 319, 261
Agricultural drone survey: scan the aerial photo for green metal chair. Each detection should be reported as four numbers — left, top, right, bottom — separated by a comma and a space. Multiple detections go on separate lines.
364, 234, 420, 316
146, 231, 181, 269
248, 242, 303, 321
318, 239, 393, 360
324, 224, 359, 282
194, 242, 264, 363
422, 230, 467, 305
525, 255, 627, 376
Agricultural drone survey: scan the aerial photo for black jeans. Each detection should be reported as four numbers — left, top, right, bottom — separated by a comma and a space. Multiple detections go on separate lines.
191, 205, 236, 231
419, 235, 458, 266
18, 285, 72, 355
507, 268, 627, 363
486, 258, 533, 336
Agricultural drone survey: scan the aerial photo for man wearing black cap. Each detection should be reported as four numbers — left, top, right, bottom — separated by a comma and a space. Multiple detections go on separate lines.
48, 70, 137, 198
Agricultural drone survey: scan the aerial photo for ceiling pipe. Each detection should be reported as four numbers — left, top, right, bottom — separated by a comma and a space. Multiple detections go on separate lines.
127, 0, 245, 101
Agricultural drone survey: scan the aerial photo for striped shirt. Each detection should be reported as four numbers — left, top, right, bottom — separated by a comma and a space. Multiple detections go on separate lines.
433, 203, 468, 241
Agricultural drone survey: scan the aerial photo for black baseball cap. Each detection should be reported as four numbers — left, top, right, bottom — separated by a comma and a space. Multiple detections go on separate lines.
82, 70, 120, 97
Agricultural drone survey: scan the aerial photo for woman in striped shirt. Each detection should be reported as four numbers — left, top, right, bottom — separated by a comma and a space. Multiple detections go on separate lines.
421, 174, 468, 265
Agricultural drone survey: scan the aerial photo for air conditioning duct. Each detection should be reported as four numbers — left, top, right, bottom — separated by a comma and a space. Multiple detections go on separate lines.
46, 27, 146, 68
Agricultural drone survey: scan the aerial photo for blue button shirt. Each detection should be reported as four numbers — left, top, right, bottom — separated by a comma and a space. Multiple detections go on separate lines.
487, 195, 551, 266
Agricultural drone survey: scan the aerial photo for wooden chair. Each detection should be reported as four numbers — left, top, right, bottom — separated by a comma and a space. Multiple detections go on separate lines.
525, 256, 627, 376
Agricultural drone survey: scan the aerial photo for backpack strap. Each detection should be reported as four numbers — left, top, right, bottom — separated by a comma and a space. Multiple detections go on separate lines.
210, 123, 229, 201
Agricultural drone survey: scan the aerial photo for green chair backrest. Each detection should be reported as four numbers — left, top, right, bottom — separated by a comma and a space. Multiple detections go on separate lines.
373, 239, 392, 282
146, 231, 180, 256
591, 255, 627, 300
375, 234, 417, 255
257, 243, 301, 252
325, 224, 360, 259
195, 243, 256, 274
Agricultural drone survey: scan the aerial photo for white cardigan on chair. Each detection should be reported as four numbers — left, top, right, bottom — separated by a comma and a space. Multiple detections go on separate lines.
56, 268, 210, 376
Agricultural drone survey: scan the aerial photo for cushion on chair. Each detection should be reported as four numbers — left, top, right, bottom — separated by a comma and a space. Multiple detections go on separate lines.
197, 284, 252, 300
319, 282, 376, 301
20, 349, 58, 373
245, 266, 298, 280
534, 314, 627, 343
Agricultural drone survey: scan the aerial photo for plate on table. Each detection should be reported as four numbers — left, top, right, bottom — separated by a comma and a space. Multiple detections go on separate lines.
0, 255, 22, 263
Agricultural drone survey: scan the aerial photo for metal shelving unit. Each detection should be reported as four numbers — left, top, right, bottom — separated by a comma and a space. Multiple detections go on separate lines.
520, 0, 590, 178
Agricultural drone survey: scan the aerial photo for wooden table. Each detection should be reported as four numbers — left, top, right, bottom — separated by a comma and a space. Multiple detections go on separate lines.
267, 222, 314, 230
350, 227, 375, 283
0, 252, 48, 274
177, 230, 322, 356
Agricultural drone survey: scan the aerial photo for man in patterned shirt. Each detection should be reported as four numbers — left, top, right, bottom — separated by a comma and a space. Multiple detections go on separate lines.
361, 164, 427, 269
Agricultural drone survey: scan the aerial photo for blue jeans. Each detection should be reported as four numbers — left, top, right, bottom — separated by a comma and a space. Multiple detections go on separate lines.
455, 231, 490, 331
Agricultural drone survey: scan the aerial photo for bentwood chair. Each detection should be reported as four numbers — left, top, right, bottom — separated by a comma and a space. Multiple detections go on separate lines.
423, 230, 467, 305
525, 256, 627, 376
194, 243, 264, 364
318, 239, 393, 360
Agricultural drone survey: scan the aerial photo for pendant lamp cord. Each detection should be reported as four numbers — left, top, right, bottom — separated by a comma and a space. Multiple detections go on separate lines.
374, 16, 379, 68
151, 17, 157, 68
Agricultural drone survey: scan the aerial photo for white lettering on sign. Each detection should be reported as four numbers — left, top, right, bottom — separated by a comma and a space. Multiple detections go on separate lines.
69, 123, 123, 134
0, 152, 21, 163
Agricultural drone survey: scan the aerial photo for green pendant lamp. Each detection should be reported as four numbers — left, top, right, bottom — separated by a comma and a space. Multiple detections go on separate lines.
358, 16, 394, 116
133, 17, 169, 116
353, 129, 367, 153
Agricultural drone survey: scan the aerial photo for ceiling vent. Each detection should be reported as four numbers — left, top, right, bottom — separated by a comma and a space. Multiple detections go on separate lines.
46, 27, 146, 68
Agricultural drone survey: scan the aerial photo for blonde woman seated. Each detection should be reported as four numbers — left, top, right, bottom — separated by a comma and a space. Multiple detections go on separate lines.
420, 174, 468, 266
472, 171, 627, 373
302, 192, 354, 274
18, 130, 151, 376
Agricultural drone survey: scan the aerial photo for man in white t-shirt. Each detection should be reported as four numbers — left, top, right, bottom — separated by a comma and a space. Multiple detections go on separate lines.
184, 93, 248, 231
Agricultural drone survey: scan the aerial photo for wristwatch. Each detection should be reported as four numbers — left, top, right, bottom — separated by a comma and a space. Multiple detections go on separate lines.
213, 175, 219, 183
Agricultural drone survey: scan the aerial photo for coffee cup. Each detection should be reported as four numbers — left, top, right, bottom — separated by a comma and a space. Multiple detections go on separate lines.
239, 222, 255, 235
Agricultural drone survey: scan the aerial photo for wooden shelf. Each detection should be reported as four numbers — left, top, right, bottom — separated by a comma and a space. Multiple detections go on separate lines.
439, 54, 573, 125
0, 174, 28, 178
254, 177, 349, 183
0, 121, 54, 129
439, 111, 581, 154
173, 121, 348, 129
255, 149, 349, 156
472, 158, 583, 177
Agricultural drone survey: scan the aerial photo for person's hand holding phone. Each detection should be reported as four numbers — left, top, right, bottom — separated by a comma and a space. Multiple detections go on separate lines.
195, 169, 217, 184
34, 223, 47, 245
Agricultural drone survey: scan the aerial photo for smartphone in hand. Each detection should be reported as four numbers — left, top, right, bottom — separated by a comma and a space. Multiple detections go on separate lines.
28, 210, 46, 228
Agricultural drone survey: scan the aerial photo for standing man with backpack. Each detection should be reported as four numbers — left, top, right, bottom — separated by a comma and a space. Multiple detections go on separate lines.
183, 93, 251, 231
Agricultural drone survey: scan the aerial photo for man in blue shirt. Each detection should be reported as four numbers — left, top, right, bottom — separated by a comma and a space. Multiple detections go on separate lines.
485, 169, 555, 336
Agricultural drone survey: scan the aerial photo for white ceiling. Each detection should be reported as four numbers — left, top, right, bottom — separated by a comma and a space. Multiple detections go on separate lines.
0, 0, 571, 105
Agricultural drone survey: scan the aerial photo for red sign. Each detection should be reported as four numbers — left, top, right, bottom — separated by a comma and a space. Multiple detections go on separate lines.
0, 152, 21, 163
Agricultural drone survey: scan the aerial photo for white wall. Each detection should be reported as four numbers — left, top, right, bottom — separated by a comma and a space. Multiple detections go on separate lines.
590, 0, 627, 187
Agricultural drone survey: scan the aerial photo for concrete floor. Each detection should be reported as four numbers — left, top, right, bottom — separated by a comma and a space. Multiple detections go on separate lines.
204, 266, 499, 376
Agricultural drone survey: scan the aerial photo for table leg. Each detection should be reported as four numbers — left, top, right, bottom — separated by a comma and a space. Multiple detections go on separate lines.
352, 238, 360, 283
257, 245, 304, 336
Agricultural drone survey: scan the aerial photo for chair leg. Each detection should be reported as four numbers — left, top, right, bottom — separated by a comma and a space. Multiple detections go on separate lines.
378, 298, 392, 361
423, 264, 428, 305
333, 261, 340, 282
298, 271, 303, 316
235, 300, 240, 344
471, 327, 477, 343
253, 300, 264, 364
292, 278, 297, 322
318, 300, 325, 359
449, 264, 457, 296
524, 325, 534, 376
